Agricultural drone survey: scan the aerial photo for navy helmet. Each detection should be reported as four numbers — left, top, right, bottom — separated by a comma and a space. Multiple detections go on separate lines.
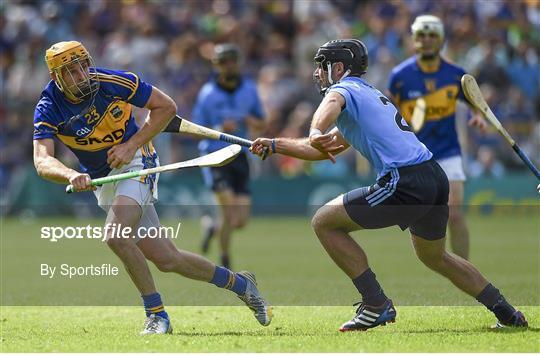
314, 39, 368, 76
213, 43, 241, 63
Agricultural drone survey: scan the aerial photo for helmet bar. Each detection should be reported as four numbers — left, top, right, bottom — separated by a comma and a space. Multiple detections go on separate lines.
312, 39, 368, 96
45, 41, 99, 103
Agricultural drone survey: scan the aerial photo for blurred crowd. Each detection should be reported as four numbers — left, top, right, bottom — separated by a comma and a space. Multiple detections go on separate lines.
1, 0, 539, 193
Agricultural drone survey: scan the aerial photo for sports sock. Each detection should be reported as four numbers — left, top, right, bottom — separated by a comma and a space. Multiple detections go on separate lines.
210, 265, 247, 295
352, 268, 388, 306
476, 283, 516, 322
142, 292, 169, 319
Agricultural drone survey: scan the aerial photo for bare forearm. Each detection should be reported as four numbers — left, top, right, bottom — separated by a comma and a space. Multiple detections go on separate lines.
311, 94, 342, 132
35, 156, 77, 184
274, 137, 328, 161
128, 106, 176, 149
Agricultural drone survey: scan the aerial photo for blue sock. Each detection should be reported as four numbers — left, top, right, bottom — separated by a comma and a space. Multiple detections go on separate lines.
210, 266, 247, 295
142, 292, 169, 319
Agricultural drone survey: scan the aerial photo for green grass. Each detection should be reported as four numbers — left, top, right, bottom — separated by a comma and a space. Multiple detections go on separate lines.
1, 214, 539, 351
1, 306, 539, 352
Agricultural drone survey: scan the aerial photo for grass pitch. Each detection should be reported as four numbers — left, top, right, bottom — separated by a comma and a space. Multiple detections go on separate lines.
1, 306, 539, 352
1, 214, 539, 352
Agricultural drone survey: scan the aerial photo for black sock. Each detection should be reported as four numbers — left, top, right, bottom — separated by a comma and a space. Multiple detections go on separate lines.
221, 254, 230, 269
352, 268, 388, 306
476, 283, 516, 322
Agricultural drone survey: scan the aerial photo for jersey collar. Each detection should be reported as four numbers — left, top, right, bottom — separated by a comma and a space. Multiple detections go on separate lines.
415, 55, 441, 73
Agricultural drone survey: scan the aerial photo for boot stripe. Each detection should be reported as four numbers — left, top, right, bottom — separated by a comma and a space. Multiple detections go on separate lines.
363, 310, 380, 317
358, 314, 377, 322
355, 318, 372, 326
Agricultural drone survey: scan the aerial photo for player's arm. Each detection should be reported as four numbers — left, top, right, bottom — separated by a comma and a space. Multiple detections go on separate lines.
463, 101, 488, 132
251, 91, 349, 162
308, 91, 347, 160
107, 86, 177, 169
310, 91, 343, 135
132, 86, 178, 146
251, 127, 349, 162
33, 139, 94, 191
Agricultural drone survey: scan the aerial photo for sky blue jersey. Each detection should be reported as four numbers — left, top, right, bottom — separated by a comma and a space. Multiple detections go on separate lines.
328, 77, 432, 179
387, 56, 467, 160
33, 68, 154, 178
192, 76, 264, 154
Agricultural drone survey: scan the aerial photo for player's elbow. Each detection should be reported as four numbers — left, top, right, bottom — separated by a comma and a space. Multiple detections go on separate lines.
163, 97, 177, 121
148, 87, 177, 122
34, 157, 48, 177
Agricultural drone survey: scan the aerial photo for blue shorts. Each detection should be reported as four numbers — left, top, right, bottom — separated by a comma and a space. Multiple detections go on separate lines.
343, 159, 449, 240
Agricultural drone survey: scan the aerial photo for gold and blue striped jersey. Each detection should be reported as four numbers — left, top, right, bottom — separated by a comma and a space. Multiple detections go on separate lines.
33, 68, 153, 178
388, 57, 467, 160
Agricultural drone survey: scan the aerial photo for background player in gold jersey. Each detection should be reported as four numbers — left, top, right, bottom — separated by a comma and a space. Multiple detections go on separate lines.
387, 15, 488, 260
33, 41, 272, 334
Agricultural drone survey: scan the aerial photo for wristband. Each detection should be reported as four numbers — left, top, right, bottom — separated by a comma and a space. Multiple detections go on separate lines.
271, 138, 276, 153
309, 128, 323, 137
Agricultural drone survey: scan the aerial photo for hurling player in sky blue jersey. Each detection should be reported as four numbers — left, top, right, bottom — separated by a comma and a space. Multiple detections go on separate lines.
251, 39, 526, 331
387, 15, 488, 260
33, 41, 272, 334
193, 44, 266, 269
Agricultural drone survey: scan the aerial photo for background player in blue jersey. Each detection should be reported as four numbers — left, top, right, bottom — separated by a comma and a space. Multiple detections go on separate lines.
387, 15, 488, 260
193, 44, 266, 269
33, 41, 272, 334
251, 39, 526, 331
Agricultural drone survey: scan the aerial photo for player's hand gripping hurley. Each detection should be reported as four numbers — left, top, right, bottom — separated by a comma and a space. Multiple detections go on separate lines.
66, 145, 242, 193
461, 74, 540, 185
164, 115, 269, 159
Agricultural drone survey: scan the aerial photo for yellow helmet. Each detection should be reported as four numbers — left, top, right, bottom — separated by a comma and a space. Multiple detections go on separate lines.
45, 41, 99, 102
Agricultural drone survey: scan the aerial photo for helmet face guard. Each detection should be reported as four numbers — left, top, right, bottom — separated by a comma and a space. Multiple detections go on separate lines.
312, 57, 335, 97
45, 41, 99, 103
312, 39, 368, 96
55, 57, 99, 102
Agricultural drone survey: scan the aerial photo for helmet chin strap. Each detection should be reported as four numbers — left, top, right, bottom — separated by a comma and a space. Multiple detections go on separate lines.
326, 61, 351, 86
326, 62, 333, 85
340, 69, 351, 81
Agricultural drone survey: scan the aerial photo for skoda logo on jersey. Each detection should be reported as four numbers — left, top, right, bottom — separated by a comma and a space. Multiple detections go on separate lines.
111, 105, 123, 120
76, 126, 92, 137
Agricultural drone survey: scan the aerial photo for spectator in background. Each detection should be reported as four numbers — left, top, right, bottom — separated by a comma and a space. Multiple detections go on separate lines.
1, 0, 539, 193
474, 38, 511, 91
506, 40, 540, 102
469, 145, 506, 178
502, 86, 536, 143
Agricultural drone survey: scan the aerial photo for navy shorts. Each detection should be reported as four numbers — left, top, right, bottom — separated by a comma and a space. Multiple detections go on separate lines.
203, 152, 250, 195
343, 159, 449, 240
